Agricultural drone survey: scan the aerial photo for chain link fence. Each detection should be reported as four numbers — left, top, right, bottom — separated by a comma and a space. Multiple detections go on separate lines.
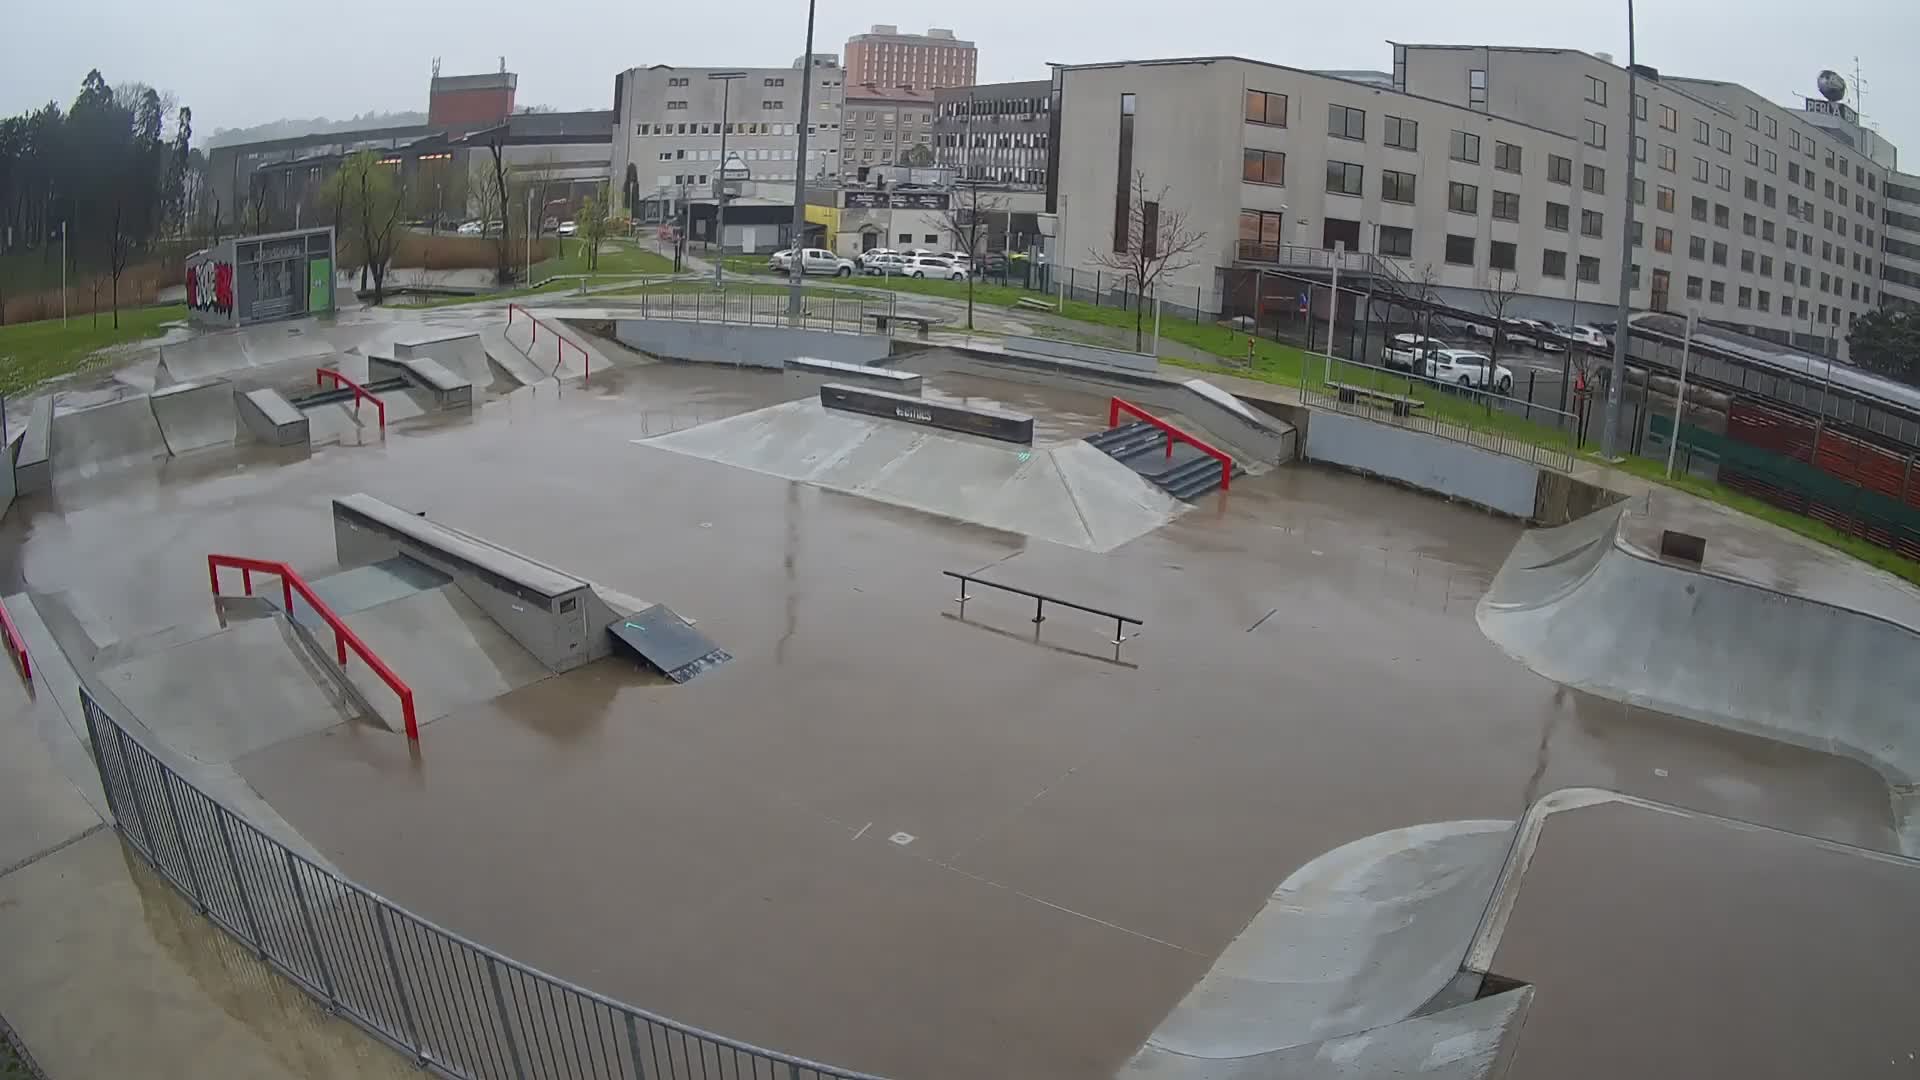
79, 685, 882, 1080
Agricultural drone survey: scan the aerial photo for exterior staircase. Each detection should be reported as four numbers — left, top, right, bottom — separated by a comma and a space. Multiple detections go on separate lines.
1086, 421, 1240, 500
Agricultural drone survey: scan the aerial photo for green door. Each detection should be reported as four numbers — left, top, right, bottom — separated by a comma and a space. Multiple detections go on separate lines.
308, 256, 333, 314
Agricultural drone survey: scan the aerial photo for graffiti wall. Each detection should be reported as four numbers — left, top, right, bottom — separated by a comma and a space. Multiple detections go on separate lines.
183, 227, 335, 328
185, 256, 235, 324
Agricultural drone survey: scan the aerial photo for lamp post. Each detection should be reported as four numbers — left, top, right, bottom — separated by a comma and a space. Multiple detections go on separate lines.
1600, 0, 1639, 457
709, 71, 747, 287
787, 0, 819, 325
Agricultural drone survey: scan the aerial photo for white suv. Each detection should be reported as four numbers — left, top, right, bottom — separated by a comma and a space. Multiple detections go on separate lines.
905, 255, 966, 281
1426, 349, 1515, 394
769, 248, 856, 277
1383, 334, 1446, 371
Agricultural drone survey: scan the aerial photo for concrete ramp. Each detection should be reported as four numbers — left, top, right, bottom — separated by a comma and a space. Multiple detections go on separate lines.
394, 332, 503, 391
479, 325, 556, 389
148, 378, 238, 455
503, 312, 599, 382
336, 584, 551, 728
1477, 503, 1920, 851
1121, 819, 1514, 1078
642, 399, 1184, 552
52, 394, 166, 479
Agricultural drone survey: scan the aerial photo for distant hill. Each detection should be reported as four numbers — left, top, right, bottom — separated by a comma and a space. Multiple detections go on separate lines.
206, 110, 429, 147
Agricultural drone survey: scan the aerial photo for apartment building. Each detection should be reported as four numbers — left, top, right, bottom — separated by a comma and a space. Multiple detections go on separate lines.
842, 26, 976, 92
840, 85, 936, 183
611, 61, 845, 225
1882, 171, 1920, 314
933, 80, 1052, 189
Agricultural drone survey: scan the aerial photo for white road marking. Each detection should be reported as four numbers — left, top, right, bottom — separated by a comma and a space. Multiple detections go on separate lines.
852, 822, 871, 841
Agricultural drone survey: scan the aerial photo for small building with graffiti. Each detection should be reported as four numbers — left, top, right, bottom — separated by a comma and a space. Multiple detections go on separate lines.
185, 227, 337, 328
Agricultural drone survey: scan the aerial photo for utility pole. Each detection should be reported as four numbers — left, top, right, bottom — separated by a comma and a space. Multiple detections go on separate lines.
709, 71, 746, 288
787, 0, 818, 325
1600, 0, 1639, 458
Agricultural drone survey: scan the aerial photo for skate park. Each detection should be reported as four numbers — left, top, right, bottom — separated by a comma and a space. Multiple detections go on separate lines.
4, 292, 1920, 1080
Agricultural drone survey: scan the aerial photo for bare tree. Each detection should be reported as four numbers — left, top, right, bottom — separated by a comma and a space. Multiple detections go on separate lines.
937, 182, 1005, 331
330, 151, 408, 304
575, 188, 609, 272
1477, 268, 1522, 394
474, 134, 514, 284
1086, 170, 1208, 351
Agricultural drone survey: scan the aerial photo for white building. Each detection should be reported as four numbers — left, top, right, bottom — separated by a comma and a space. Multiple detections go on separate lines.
1049, 46, 1902, 360
1882, 171, 1920, 314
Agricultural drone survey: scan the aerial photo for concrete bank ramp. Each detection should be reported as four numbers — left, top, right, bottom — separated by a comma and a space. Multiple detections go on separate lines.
51, 394, 168, 480
1477, 503, 1920, 849
148, 378, 238, 455
1121, 819, 1515, 1079
335, 584, 551, 729
641, 399, 1184, 552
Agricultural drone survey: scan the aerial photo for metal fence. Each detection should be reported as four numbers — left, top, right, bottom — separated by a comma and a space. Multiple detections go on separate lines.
624, 287, 897, 336
78, 685, 882, 1080
1296, 357, 1579, 473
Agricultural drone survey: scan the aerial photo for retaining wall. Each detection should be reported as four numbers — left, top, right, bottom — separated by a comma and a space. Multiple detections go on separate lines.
614, 319, 891, 369
1303, 411, 1540, 518
1004, 335, 1157, 373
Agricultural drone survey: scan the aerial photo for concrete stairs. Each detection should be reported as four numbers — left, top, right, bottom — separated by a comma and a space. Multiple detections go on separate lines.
1086, 420, 1240, 500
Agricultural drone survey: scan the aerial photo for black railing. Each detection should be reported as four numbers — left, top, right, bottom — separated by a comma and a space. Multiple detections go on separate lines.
942, 571, 1143, 662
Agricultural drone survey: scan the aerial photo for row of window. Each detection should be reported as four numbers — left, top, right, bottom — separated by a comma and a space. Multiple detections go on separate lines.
638, 121, 803, 137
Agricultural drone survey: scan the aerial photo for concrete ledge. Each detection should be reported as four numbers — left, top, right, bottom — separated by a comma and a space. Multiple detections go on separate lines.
235, 388, 309, 448
785, 356, 921, 394
1304, 412, 1539, 518
369, 354, 474, 411
15, 397, 52, 495
149, 379, 238, 455
1005, 334, 1157, 372
820, 383, 1034, 444
614, 318, 889, 369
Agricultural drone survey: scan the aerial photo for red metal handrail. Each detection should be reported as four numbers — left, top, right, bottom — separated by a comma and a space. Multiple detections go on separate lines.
507, 302, 537, 345
207, 554, 419, 740
554, 334, 590, 385
0, 595, 30, 685
1108, 397, 1234, 492
316, 368, 387, 432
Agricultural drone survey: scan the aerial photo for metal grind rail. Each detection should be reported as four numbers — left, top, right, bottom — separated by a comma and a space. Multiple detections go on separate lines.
77, 684, 885, 1080
0, 594, 29, 684
316, 368, 388, 432
1109, 397, 1234, 492
206, 554, 419, 740
943, 570, 1144, 662
507, 304, 592, 383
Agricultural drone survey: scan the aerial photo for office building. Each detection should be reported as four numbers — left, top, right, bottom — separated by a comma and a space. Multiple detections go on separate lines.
1049, 45, 1902, 361
1882, 171, 1920, 314
842, 26, 976, 92
934, 80, 1052, 189
840, 85, 936, 184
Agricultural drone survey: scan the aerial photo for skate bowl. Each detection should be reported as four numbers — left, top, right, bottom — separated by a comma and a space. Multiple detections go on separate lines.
1478, 501, 1920, 847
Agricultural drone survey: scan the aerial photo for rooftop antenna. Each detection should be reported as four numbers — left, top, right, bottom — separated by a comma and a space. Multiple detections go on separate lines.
432, 56, 441, 79
1851, 56, 1869, 124
499, 56, 506, 74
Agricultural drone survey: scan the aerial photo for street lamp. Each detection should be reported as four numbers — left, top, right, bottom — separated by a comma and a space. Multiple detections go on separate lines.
787, 0, 819, 325
1600, 0, 1640, 458
709, 71, 747, 288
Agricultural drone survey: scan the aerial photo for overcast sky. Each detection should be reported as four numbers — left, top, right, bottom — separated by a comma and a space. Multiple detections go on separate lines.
3, 0, 1915, 160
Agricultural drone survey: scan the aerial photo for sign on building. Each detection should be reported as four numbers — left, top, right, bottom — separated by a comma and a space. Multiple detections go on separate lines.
843, 191, 950, 210
185, 226, 337, 328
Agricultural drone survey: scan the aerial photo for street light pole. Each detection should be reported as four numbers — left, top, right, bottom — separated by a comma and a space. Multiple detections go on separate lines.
1600, 0, 1639, 457
709, 71, 746, 288
787, 0, 818, 325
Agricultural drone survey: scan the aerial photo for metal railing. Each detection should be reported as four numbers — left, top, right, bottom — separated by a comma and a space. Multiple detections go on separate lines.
0, 594, 29, 685
78, 683, 884, 1080
1109, 397, 1234, 492
1234, 241, 1415, 288
942, 570, 1143, 663
624, 287, 896, 336
208, 554, 420, 740
1297, 357, 1580, 473
317, 369, 388, 432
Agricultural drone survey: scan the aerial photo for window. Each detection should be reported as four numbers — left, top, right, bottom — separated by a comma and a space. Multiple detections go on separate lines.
1655, 227, 1673, 253
1490, 240, 1516, 271
1818, 303, 1827, 321
1715, 128, 1732, 153
1548, 154, 1572, 184
1445, 234, 1475, 265
1742, 213, 1757, 236
1823, 209, 1833, 230
1542, 250, 1567, 278
1384, 115, 1417, 150
1239, 209, 1287, 254
1581, 209, 1605, 238
1242, 149, 1286, 186
1380, 168, 1416, 203
1763, 184, 1776, 208
1798, 299, 1808, 319
1634, 135, 1647, 163
1790, 129, 1802, 151
1652, 269, 1671, 311
1789, 161, 1801, 182
1448, 181, 1479, 214
761, 100, 785, 110
1377, 225, 1413, 257
1745, 106, 1760, 130
1635, 94, 1648, 120
1585, 74, 1608, 105
1659, 144, 1677, 172
1659, 104, 1678, 131
1695, 118, 1710, 144
1468, 69, 1487, 110
1765, 150, 1778, 174
1328, 103, 1365, 140
1759, 290, 1771, 310
667, 77, 688, 87
764, 77, 785, 87
1789, 195, 1801, 216
1694, 157, 1710, 183
1583, 164, 1605, 194
1767, 116, 1778, 139
1691, 196, 1708, 222
1710, 281, 1726, 303
1712, 241, 1728, 266
1714, 203, 1730, 228
1745, 142, 1760, 166
666, 100, 688, 110
1715, 165, 1731, 191
1761, 254, 1773, 276
1632, 220, 1644, 247
1245, 89, 1288, 126
1325, 160, 1363, 195
1546, 202, 1570, 231
1686, 275, 1703, 300
1492, 190, 1520, 221
1689, 236, 1707, 260
1824, 178, 1835, 199
1450, 130, 1480, 163
1741, 249, 1755, 272
1585, 119, 1606, 148
1632, 178, 1646, 205
1657, 186, 1675, 212
1742, 177, 1758, 201
1578, 255, 1601, 283
1114, 93, 1136, 252
1495, 141, 1522, 173
1631, 263, 1642, 288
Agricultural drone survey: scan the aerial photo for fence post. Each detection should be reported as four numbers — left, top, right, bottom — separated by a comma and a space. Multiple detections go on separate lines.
214, 807, 268, 957
114, 727, 157, 856
488, 957, 530, 1080
159, 772, 207, 910
625, 1014, 652, 1080
286, 850, 339, 1006
374, 906, 423, 1057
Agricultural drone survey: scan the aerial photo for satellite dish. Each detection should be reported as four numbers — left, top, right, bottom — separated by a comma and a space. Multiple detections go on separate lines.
1816, 70, 1846, 102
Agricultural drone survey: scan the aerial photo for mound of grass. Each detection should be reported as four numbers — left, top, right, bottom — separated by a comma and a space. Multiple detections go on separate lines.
0, 304, 185, 396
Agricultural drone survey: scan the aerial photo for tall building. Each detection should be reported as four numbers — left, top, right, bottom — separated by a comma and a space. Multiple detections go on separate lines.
1048, 45, 1902, 360
1881, 171, 1920, 314
842, 26, 976, 91
840, 85, 936, 183
934, 80, 1052, 189
429, 70, 517, 126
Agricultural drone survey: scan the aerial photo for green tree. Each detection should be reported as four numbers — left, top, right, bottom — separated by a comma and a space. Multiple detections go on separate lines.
331, 151, 408, 303
1846, 308, 1920, 385
575, 190, 609, 272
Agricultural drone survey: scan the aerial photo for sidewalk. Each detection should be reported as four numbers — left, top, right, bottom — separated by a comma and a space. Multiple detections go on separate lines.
0, 672, 415, 1079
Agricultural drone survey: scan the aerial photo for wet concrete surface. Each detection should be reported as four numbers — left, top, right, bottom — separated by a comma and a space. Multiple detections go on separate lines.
1491, 798, 1920, 1079
0, 357, 1901, 1079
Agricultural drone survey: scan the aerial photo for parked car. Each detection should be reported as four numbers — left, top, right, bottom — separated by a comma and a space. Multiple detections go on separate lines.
1426, 349, 1515, 394
1570, 324, 1612, 350
557, 221, 578, 237
1383, 333, 1448, 371
456, 220, 484, 236
860, 247, 900, 267
1513, 319, 1565, 352
769, 248, 856, 276
862, 253, 910, 276
904, 255, 967, 281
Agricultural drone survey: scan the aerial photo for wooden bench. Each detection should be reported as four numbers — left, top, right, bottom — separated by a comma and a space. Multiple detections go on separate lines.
1014, 296, 1058, 312
865, 312, 934, 339
1326, 381, 1424, 418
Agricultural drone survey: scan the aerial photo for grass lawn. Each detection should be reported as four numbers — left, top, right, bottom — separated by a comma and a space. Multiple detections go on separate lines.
533, 239, 673, 279
0, 304, 185, 396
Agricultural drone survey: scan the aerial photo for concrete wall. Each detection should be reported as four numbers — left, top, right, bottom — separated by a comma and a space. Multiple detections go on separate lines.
14, 397, 50, 495
614, 319, 891, 369
1304, 411, 1539, 517
1005, 335, 1157, 372
0, 430, 15, 519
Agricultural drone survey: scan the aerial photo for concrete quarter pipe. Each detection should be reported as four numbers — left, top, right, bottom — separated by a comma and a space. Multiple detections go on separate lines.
1477, 501, 1920, 851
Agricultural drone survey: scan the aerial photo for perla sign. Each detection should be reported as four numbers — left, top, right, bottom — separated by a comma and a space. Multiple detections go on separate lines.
1804, 99, 1858, 123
